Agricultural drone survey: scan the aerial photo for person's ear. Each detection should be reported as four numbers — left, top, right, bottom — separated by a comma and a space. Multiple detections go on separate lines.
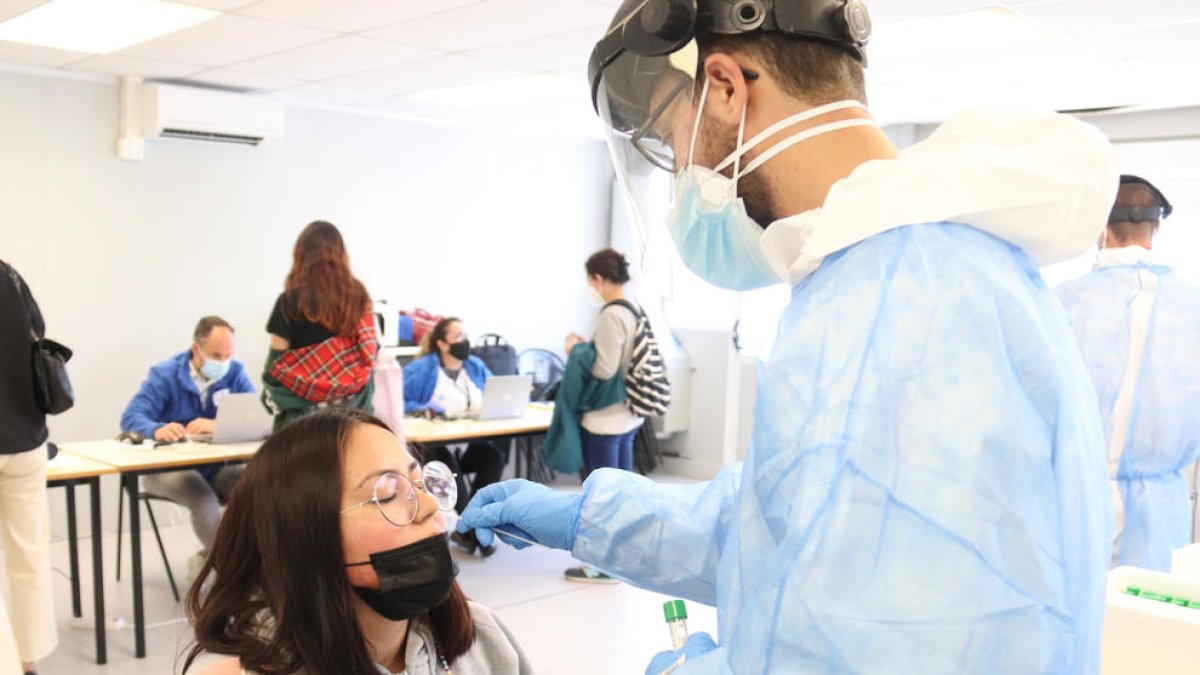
702, 53, 751, 125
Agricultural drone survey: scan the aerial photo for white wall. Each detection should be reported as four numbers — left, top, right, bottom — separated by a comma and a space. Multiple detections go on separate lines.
0, 69, 613, 444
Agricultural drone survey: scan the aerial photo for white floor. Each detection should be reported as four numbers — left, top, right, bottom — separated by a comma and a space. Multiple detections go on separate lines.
25, 472, 717, 675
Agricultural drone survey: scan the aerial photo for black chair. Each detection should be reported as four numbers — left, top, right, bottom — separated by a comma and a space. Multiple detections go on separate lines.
115, 486, 181, 602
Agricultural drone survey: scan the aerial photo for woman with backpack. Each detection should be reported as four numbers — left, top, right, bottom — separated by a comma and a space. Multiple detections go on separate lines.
564, 248, 646, 475
556, 248, 648, 583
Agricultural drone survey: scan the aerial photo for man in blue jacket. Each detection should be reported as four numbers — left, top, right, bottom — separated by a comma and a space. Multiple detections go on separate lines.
120, 316, 255, 572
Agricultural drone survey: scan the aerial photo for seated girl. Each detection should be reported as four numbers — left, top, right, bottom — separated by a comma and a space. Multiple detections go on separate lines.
183, 407, 533, 675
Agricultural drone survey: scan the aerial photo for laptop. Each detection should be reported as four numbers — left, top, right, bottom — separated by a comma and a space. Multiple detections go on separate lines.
190, 392, 272, 443
467, 375, 533, 420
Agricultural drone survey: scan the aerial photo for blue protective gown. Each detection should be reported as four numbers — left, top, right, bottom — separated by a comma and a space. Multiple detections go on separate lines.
1056, 252, 1200, 572
572, 223, 1112, 674
563, 109, 1114, 673
576, 223, 1108, 667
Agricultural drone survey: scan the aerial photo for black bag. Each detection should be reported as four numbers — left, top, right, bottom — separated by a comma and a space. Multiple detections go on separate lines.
31, 333, 74, 414
5, 263, 74, 415
471, 333, 519, 376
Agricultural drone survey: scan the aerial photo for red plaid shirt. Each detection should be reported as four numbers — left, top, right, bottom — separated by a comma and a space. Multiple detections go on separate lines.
269, 312, 378, 403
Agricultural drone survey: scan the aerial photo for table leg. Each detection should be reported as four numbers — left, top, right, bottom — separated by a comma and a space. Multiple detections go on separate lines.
66, 482, 81, 618
125, 472, 146, 658
89, 477, 107, 664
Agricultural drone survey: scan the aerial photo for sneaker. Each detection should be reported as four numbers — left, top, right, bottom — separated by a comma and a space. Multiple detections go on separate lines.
186, 550, 207, 587
564, 565, 618, 584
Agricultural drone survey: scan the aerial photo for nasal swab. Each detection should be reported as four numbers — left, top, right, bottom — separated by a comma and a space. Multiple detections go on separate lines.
446, 512, 548, 549
490, 527, 545, 549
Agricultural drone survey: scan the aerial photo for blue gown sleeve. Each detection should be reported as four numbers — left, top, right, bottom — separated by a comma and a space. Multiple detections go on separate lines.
572, 462, 743, 606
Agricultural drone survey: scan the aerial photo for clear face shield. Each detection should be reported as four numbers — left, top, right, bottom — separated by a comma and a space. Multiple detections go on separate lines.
595, 43, 699, 176
593, 43, 700, 258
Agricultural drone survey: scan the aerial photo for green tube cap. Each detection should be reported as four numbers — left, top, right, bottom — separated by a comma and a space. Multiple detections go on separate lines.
664, 599, 687, 622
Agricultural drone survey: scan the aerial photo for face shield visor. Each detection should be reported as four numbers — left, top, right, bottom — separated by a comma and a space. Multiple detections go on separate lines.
594, 44, 699, 175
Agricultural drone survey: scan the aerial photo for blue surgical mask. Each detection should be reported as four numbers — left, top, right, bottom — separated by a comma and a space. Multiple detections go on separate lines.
200, 356, 230, 381
666, 79, 876, 291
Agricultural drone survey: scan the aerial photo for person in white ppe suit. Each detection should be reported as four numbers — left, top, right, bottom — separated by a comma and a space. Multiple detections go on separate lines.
1056, 175, 1200, 573
459, 1, 1116, 672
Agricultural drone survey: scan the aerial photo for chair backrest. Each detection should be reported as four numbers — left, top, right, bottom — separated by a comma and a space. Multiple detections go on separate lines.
517, 348, 566, 402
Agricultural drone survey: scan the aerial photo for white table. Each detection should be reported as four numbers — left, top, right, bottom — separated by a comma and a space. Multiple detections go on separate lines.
58, 439, 261, 659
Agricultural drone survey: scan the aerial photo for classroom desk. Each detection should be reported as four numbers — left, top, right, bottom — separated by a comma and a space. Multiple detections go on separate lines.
404, 404, 553, 478
46, 451, 118, 665
57, 439, 261, 659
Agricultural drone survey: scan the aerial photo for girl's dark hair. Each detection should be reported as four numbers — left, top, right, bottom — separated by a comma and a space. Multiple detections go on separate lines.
183, 408, 475, 675
284, 221, 372, 337
585, 248, 631, 284
418, 316, 462, 357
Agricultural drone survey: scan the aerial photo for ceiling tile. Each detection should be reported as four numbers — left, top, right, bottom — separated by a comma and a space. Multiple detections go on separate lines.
119, 13, 335, 67
270, 81, 387, 106
0, 0, 43, 22
363, 0, 614, 52
334, 53, 527, 94
229, 35, 440, 81
0, 38, 87, 67
868, 7, 1063, 65
238, 0, 483, 33
174, 0, 259, 10
67, 53, 205, 79
358, 95, 463, 118
1074, 20, 1200, 60
465, 26, 604, 71
869, 0, 1000, 23
182, 66, 302, 91
1015, 0, 1200, 36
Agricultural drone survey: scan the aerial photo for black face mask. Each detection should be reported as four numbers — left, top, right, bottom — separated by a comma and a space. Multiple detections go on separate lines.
347, 534, 458, 621
447, 339, 471, 362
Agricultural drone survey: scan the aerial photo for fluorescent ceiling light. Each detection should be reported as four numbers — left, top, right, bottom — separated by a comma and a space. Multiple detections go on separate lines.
406, 73, 587, 109
0, 0, 218, 54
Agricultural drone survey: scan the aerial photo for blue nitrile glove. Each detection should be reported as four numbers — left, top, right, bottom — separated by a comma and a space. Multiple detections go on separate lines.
456, 479, 582, 550
645, 633, 718, 675
425, 401, 446, 416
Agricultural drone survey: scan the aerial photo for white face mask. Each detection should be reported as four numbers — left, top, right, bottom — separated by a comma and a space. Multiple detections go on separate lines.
665, 78, 877, 290
588, 285, 605, 307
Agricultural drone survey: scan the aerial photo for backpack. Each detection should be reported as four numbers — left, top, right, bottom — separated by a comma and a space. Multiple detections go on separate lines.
605, 300, 670, 417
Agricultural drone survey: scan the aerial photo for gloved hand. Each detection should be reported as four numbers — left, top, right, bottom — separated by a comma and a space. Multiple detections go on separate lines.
456, 479, 582, 551
424, 401, 446, 418
645, 632, 718, 675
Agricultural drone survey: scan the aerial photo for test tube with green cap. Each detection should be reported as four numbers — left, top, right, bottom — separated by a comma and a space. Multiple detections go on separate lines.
664, 599, 689, 650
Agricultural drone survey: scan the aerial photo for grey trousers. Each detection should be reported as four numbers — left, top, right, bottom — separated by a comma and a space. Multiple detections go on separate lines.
141, 464, 244, 549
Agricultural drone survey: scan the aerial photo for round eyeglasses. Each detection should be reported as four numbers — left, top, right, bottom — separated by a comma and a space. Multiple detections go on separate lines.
340, 461, 457, 527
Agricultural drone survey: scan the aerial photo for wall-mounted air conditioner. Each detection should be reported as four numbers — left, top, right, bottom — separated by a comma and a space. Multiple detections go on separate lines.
117, 77, 285, 159
143, 83, 284, 145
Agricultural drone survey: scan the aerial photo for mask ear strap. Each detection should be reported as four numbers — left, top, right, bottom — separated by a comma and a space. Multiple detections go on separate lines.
737, 118, 877, 179
687, 78, 711, 169
732, 98, 747, 189
714, 100, 868, 175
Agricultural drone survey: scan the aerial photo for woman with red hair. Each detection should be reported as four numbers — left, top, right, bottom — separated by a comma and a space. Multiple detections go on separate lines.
263, 221, 378, 428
